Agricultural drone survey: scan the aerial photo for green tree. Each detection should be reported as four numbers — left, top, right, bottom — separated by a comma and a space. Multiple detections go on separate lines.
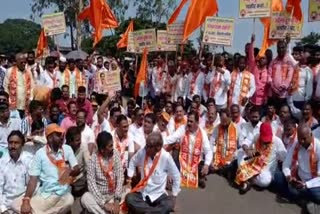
0, 19, 42, 55
296, 32, 320, 46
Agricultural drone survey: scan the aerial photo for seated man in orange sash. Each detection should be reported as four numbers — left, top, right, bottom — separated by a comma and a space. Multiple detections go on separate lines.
165, 111, 213, 189
211, 109, 239, 176
125, 132, 181, 214
235, 122, 287, 194
283, 124, 320, 213
81, 131, 125, 214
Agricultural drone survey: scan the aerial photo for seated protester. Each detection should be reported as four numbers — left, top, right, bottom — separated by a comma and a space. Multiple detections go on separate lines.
271, 104, 292, 137
261, 100, 278, 123
164, 111, 213, 188
125, 132, 181, 214
200, 105, 220, 140
283, 124, 320, 213
210, 109, 239, 174
76, 109, 96, 157
239, 106, 262, 147
60, 101, 77, 131
111, 115, 135, 169
76, 86, 94, 126
282, 118, 298, 150
21, 100, 48, 137
189, 95, 207, 118
81, 131, 124, 214
23, 120, 47, 155
235, 122, 287, 194
66, 126, 88, 197
47, 104, 64, 125
128, 107, 144, 137
167, 104, 187, 134
0, 102, 22, 156
0, 131, 33, 213
18, 124, 80, 214
230, 104, 246, 130
134, 113, 157, 151
287, 97, 318, 128
154, 112, 171, 139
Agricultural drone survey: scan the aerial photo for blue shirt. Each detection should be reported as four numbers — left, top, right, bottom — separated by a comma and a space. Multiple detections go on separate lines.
29, 144, 78, 198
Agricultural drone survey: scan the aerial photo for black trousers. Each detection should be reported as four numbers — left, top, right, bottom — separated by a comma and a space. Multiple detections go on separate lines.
126, 192, 174, 214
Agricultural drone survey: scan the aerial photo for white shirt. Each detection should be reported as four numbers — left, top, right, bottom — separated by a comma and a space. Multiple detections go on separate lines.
240, 121, 262, 147
174, 74, 188, 101
270, 117, 284, 138
128, 122, 143, 137
111, 130, 135, 168
314, 70, 320, 99
0, 152, 33, 211
164, 126, 213, 166
283, 138, 320, 188
0, 118, 22, 148
205, 68, 231, 105
231, 72, 256, 105
81, 125, 95, 145
151, 66, 167, 95
313, 127, 320, 140
292, 66, 313, 102
234, 117, 247, 130
200, 114, 220, 141
187, 71, 205, 100
167, 116, 187, 134
38, 70, 56, 88
27, 63, 43, 85
127, 148, 181, 202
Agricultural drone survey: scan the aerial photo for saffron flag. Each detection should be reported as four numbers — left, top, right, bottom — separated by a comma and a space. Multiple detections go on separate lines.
258, 0, 284, 57
36, 29, 48, 58
117, 20, 134, 49
134, 48, 148, 97
78, 0, 118, 47
183, 0, 218, 42
286, 0, 303, 22
168, 0, 189, 24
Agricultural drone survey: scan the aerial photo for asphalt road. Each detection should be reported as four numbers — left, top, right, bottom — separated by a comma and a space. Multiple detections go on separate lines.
73, 174, 302, 214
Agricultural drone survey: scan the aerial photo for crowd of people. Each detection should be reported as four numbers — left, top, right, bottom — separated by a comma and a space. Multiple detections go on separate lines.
0, 33, 320, 214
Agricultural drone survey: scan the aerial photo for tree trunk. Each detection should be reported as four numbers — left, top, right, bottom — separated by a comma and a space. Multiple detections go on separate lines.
76, 0, 84, 50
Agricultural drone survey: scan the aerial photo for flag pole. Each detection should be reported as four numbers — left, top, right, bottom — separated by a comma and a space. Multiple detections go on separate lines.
253, 18, 256, 34
286, 6, 295, 37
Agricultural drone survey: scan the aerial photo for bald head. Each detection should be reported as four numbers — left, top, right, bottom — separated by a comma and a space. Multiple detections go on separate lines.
145, 132, 163, 157
297, 124, 313, 149
15, 53, 27, 71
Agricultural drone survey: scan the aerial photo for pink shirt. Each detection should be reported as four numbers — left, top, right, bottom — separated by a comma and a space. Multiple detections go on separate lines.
268, 55, 295, 98
60, 116, 77, 131
248, 42, 269, 106
77, 99, 94, 125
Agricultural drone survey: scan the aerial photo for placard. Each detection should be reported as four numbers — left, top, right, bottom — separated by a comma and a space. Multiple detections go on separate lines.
132, 29, 157, 53
309, 0, 320, 22
269, 11, 303, 39
202, 17, 235, 46
157, 30, 177, 52
127, 32, 136, 53
239, 0, 271, 18
105, 70, 122, 93
167, 22, 185, 45
42, 12, 66, 36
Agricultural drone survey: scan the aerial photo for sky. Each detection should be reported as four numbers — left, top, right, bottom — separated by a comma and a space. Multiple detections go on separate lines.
0, 0, 319, 54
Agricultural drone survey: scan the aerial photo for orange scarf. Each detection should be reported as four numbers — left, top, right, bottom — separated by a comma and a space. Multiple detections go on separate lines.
98, 153, 115, 193
235, 138, 273, 184
190, 71, 200, 95
291, 137, 317, 179
210, 71, 222, 97
213, 123, 238, 168
272, 62, 288, 82
282, 129, 297, 149
65, 69, 85, 89
9, 66, 32, 110
174, 117, 187, 131
120, 150, 162, 211
204, 121, 215, 139
289, 67, 300, 95
179, 129, 203, 188
228, 70, 251, 107
114, 132, 129, 168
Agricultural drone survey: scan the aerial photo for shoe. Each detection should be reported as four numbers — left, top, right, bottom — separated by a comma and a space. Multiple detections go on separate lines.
239, 182, 251, 195
306, 202, 320, 214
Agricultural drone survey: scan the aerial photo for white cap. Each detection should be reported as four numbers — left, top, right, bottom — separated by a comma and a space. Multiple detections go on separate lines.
59, 56, 67, 62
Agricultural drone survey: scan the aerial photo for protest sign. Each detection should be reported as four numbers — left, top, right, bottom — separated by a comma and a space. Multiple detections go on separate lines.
308, 0, 320, 22
105, 70, 122, 94
132, 29, 157, 53
239, 0, 271, 18
203, 17, 235, 46
269, 11, 303, 39
167, 22, 185, 45
157, 30, 177, 52
42, 12, 66, 36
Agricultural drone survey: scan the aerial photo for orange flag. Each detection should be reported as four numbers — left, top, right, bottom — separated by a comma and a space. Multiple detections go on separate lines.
258, 0, 284, 57
78, 0, 118, 47
168, 0, 189, 24
134, 48, 148, 97
36, 29, 48, 58
286, 0, 302, 22
183, 0, 218, 42
117, 20, 134, 49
